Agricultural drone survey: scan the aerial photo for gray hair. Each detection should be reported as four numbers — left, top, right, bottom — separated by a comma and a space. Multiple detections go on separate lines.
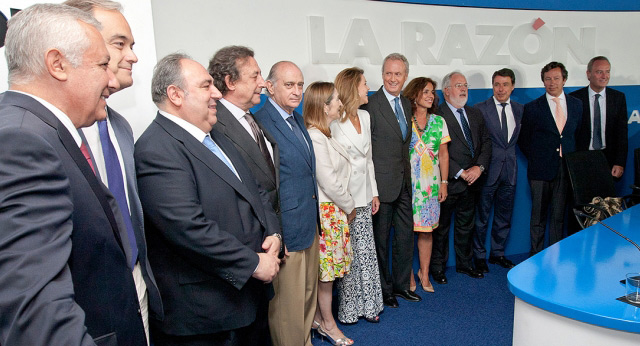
5, 3, 101, 85
151, 53, 191, 104
63, 0, 123, 13
382, 53, 409, 75
442, 71, 465, 89
587, 56, 610, 72
208, 45, 254, 95
265, 61, 300, 97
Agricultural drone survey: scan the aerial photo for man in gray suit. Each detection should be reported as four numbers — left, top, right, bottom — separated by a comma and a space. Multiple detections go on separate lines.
472, 68, 522, 272
0, 4, 147, 344
364, 53, 421, 308
65, 1, 162, 341
208, 46, 282, 231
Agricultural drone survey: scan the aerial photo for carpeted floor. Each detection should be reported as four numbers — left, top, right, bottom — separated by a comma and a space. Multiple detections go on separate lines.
312, 253, 529, 346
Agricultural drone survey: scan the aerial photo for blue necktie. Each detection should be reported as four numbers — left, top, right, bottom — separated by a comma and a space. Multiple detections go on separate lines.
286, 116, 311, 160
98, 120, 138, 269
394, 97, 408, 139
500, 103, 509, 143
593, 94, 603, 150
457, 108, 474, 158
203, 135, 239, 178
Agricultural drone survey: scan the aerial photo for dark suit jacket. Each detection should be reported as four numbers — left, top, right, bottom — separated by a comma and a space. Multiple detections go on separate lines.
80, 107, 163, 321
473, 98, 523, 186
212, 102, 281, 219
363, 87, 412, 203
438, 102, 492, 195
0, 91, 146, 346
254, 99, 318, 252
569, 86, 628, 168
518, 93, 582, 181
135, 113, 280, 336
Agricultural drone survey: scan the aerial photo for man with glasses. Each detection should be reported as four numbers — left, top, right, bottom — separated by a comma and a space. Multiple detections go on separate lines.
431, 72, 492, 284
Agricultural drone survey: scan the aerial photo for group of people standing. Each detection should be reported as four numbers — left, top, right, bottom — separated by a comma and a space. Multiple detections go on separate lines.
0, 1, 629, 346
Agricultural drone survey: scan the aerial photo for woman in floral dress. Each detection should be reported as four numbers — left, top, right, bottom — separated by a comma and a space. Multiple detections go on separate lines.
404, 77, 450, 293
304, 82, 356, 345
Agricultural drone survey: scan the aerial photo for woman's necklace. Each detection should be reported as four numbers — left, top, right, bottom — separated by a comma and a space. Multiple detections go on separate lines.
413, 113, 430, 133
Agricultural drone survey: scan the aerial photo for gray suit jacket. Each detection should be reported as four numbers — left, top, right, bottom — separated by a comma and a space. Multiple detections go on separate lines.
363, 87, 412, 203
212, 102, 281, 219
80, 106, 163, 321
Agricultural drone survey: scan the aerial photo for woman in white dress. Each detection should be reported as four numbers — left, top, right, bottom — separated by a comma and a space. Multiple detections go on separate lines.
332, 67, 384, 324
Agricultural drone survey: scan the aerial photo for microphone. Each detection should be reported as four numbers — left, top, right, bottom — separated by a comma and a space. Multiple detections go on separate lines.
575, 210, 640, 252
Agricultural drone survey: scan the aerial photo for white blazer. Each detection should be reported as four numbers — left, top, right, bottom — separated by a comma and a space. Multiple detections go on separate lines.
330, 109, 378, 208
308, 127, 355, 214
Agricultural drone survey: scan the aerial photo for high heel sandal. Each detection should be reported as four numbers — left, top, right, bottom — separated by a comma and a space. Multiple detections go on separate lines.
418, 271, 435, 293
311, 320, 321, 338
317, 324, 354, 345
410, 272, 417, 292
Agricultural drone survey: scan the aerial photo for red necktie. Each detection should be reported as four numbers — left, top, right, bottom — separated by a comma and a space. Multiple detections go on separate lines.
80, 142, 96, 174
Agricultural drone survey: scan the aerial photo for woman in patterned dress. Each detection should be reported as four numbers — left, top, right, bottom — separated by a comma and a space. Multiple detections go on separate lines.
332, 67, 384, 324
304, 82, 356, 345
404, 77, 450, 293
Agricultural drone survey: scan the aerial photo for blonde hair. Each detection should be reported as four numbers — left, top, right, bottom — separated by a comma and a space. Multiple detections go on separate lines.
303, 82, 335, 138
334, 67, 364, 122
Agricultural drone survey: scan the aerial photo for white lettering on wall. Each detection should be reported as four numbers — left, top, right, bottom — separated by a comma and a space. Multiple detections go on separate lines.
311, 16, 596, 66
629, 110, 640, 124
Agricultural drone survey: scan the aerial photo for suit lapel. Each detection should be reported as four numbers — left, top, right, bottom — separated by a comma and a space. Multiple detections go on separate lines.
373, 88, 404, 140
265, 102, 312, 168
155, 115, 255, 206
337, 120, 366, 156
215, 104, 277, 186
510, 102, 523, 146
538, 96, 560, 135
440, 103, 470, 151
8, 93, 127, 253
484, 100, 506, 146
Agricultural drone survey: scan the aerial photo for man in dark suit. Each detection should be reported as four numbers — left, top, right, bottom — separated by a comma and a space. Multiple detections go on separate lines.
254, 61, 318, 346
519, 61, 582, 256
0, 4, 147, 344
570, 56, 628, 178
136, 53, 281, 345
65, 1, 162, 340
473, 68, 523, 272
431, 72, 492, 283
364, 53, 421, 307
208, 46, 281, 226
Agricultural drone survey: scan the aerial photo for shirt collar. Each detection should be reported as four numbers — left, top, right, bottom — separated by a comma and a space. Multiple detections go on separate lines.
11, 90, 82, 147
158, 109, 208, 142
219, 98, 249, 121
588, 86, 606, 99
493, 96, 511, 105
382, 87, 401, 103
268, 97, 294, 122
546, 92, 566, 102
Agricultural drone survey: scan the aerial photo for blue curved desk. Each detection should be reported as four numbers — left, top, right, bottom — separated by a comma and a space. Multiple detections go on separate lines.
508, 205, 640, 344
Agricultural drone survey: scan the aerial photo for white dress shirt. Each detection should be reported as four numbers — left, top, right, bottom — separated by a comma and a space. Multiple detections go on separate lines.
545, 92, 568, 125
588, 87, 607, 149
493, 96, 516, 141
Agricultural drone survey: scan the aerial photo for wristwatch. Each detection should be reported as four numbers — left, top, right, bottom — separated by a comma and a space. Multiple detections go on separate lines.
479, 165, 485, 172
272, 233, 285, 259
441, 180, 449, 184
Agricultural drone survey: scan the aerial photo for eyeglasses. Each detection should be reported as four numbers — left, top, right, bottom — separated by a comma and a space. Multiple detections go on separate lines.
452, 83, 469, 89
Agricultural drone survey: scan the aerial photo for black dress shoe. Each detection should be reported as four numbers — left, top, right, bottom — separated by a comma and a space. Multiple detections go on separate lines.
456, 266, 484, 278
394, 289, 422, 302
431, 270, 448, 284
383, 294, 399, 308
489, 256, 515, 269
474, 259, 489, 273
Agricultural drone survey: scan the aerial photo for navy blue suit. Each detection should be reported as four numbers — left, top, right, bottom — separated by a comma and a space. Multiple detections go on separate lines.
473, 98, 523, 259
518, 93, 582, 254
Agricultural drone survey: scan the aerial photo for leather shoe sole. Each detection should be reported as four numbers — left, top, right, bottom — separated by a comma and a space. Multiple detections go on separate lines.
393, 289, 422, 302
383, 295, 399, 308
489, 256, 515, 269
456, 267, 484, 278
431, 271, 447, 284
